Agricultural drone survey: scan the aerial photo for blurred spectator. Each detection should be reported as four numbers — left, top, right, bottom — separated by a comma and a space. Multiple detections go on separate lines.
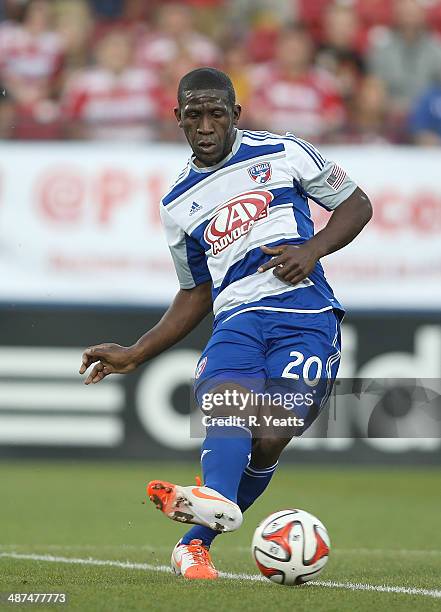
54, 0, 93, 74
222, 42, 253, 106
297, 0, 332, 42
0, 0, 64, 139
0, 0, 63, 90
229, 0, 297, 25
1, 0, 441, 145
91, 0, 150, 43
368, 0, 441, 115
231, 2, 296, 63
244, 10, 282, 63
0, 80, 15, 138
339, 75, 400, 144
355, 0, 393, 32
316, 3, 365, 101
155, 54, 196, 142
89, 0, 124, 20
426, 0, 441, 35
409, 81, 441, 145
62, 29, 160, 141
1, 80, 63, 140
248, 25, 345, 142
135, 3, 220, 70
1, 0, 39, 22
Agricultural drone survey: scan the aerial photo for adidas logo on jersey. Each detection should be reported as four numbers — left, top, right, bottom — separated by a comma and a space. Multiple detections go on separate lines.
190, 201, 202, 216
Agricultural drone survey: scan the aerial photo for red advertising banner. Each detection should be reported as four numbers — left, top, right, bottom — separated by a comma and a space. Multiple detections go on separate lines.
0, 144, 440, 308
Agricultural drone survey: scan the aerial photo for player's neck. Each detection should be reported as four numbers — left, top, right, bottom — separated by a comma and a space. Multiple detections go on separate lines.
192, 129, 240, 171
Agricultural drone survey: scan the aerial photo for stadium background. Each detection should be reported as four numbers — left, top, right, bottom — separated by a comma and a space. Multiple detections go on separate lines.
0, 0, 441, 456
1, 2, 441, 609
0, 0, 440, 464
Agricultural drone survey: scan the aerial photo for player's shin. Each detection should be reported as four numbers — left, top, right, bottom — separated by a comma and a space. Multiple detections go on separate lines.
201, 424, 252, 501
180, 424, 251, 547
181, 525, 219, 548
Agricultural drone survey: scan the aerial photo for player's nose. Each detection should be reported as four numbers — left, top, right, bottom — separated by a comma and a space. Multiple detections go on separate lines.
197, 114, 215, 134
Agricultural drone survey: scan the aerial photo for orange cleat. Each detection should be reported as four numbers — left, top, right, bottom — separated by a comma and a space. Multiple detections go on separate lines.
147, 480, 179, 516
146, 479, 242, 532
171, 539, 218, 580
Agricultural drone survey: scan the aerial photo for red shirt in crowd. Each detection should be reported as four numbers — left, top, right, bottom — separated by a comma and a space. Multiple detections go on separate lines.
0, 21, 63, 86
135, 31, 220, 70
62, 67, 161, 141
250, 65, 345, 142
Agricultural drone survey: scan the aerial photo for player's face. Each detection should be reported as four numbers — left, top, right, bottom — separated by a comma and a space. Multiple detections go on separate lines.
175, 90, 241, 167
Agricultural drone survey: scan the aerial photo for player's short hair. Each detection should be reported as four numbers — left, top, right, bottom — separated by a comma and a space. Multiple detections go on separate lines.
177, 67, 236, 108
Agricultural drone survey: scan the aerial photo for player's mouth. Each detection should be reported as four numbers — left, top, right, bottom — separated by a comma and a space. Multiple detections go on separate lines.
197, 141, 217, 154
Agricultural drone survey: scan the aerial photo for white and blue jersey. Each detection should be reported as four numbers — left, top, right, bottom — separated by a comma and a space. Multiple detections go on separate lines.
160, 129, 356, 323
161, 129, 355, 425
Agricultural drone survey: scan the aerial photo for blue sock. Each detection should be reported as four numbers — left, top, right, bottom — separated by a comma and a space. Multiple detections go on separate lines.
200, 425, 252, 501
181, 425, 251, 547
236, 461, 278, 512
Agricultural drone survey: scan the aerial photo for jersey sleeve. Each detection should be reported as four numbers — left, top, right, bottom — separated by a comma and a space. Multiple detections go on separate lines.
285, 135, 357, 210
160, 204, 211, 289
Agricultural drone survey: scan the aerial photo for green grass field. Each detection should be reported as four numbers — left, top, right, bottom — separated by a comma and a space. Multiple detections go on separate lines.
0, 461, 440, 612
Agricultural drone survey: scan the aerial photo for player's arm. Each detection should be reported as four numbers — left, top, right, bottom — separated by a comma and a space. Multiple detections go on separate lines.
303, 186, 372, 257
79, 282, 212, 384
258, 141, 372, 285
259, 187, 372, 285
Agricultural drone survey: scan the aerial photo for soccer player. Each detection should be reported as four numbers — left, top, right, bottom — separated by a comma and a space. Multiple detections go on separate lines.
79, 68, 372, 580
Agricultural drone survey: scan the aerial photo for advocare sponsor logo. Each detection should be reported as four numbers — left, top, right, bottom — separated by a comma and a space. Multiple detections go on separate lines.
204, 190, 273, 255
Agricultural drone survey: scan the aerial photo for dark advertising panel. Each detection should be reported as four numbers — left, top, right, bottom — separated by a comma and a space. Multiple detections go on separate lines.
1, 305, 440, 463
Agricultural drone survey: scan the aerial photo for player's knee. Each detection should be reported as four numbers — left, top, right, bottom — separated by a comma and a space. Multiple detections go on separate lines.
251, 437, 291, 468
199, 383, 259, 420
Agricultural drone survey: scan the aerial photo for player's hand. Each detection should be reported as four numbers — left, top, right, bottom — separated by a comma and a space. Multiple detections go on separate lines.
79, 343, 140, 385
257, 243, 319, 285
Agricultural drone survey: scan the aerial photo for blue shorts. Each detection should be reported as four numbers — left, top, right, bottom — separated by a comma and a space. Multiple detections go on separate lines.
194, 308, 341, 434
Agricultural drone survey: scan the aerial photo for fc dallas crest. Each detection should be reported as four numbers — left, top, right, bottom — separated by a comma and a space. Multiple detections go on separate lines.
248, 162, 272, 184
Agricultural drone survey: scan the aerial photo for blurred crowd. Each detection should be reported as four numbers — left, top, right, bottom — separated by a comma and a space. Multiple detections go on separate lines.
1, 0, 441, 145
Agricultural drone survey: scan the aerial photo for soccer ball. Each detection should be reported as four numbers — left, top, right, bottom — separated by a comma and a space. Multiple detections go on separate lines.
252, 509, 330, 586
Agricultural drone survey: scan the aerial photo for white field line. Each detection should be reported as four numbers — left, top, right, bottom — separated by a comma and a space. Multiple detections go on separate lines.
0, 551, 440, 600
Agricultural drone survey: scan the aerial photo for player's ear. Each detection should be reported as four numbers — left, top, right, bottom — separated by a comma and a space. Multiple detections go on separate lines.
233, 104, 241, 126
174, 106, 183, 128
